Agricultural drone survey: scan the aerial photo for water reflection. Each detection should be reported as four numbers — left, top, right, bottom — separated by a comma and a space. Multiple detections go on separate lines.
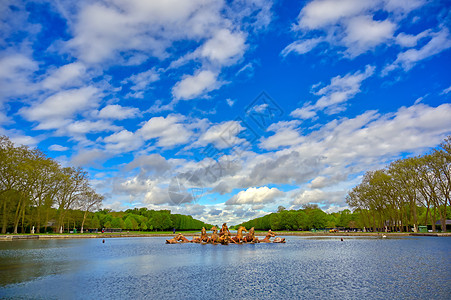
1, 236, 450, 299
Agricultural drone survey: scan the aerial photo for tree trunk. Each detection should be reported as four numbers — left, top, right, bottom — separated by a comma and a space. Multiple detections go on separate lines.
432, 207, 437, 232
1, 196, 8, 234
81, 210, 89, 234
21, 204, 26, 233
12, 197, 23, 234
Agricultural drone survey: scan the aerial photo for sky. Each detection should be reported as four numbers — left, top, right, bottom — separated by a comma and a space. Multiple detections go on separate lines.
1, 0, 451, 225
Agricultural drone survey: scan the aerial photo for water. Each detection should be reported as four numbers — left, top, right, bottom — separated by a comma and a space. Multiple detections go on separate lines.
1, 236, 450, 299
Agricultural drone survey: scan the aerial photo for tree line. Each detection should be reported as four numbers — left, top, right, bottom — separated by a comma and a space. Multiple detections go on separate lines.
0, 135, 104, 234
346, 136, 450, 232
0, 136, 213, 234
238, 137, 450, 233
237, 205, 361, 231
93, 208, 213, 231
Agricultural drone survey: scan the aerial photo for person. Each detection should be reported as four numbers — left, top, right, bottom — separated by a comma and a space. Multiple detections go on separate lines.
173, 228, 176, 234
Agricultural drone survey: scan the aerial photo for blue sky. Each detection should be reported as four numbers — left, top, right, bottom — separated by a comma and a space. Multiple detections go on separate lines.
1, 0, 451, 225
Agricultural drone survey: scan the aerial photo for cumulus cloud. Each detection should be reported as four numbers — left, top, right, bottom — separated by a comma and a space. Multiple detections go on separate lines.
291, 65, 374, 119
63, 120, 120, 136
20, 86, 100, 130
104, 130, 144, 153
226, 186, 284, 205
292, 189, 346, 207
200, 29, 246, 65
282, 0, 426, 58
314, 65, 374, 110
172, 70, 219, 100
122, 68, 160, 98
297, 0, 376, 29
42, 62, 86, 90
124, 154, 171, 175
260, 121, 304, 150
395, 30, 430, 48
342, 16, 395, 57
71, 148, 110, 167
138, 115, 192, 147
97, 105, 140, 120
0, 52, 39, 101
383, 28, 451, 74
196, 121, 246, 149
49, 144, 70, 151
245, 152, 324, 187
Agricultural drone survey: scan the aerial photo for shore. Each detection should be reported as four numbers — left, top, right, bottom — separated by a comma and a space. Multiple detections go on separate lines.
1, 231, 450, 240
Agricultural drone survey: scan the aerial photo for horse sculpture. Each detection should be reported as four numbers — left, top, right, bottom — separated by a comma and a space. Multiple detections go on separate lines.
218, 231, 234, 245
166, 233, 190, 244
200, 227, 209, 243
231, 226, 247, 243
219, 223, 230, 237
166, 224, 285, 245
260, 230, 276, 243
191, 235, 202, 243
210, 226, 220, 244
243, 227, 259, 243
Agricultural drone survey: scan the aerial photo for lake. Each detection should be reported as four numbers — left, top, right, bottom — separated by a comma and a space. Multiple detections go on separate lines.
1, 236, 450, 299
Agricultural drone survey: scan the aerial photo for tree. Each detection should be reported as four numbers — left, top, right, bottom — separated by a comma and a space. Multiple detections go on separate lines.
79, 189, 104, 233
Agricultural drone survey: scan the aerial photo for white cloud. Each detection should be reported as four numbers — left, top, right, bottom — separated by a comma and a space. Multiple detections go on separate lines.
20, 86, 100, 130
290, 104, 317, 120
200, 29, 246, 65
113, 175, 155, 197
260, 121, 304, 150
71, 148, 110, 167
441, 85, 451, 95
196, 121, 245, 149
292, 189, 325, 205
226, 186, 283, 205
382, 0, 425, 13
63, 120, 120, 136
62, 0, 266, 66
122, 68, 160, 98
138, 115, 192, 147
226, 98, 235, 107
291, 66, 374, 119
172, 70, 219, 100
343, 16, 396, 57
281, 38, 323, 56
98, 104, 140, 120
284, 0, 427, 58
314, 65, 374, 110
124, 154, 171, 175
49, 144, 70, 151
297, 0, 376, 30
0, 52, 38, 101
42, 62, 86, 90
292, 189, 346, 207
395, 30, 430, 48
8, 134, 40, 147
104, 130, 143, 153
383, 28, 451, 74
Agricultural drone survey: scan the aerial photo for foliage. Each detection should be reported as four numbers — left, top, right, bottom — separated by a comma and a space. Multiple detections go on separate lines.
0, 135, 104, 234
346, 136, 450, 232
237, 208, 359, 231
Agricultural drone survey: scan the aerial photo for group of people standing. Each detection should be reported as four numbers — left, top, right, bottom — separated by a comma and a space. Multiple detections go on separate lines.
166, 223, 285, 244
